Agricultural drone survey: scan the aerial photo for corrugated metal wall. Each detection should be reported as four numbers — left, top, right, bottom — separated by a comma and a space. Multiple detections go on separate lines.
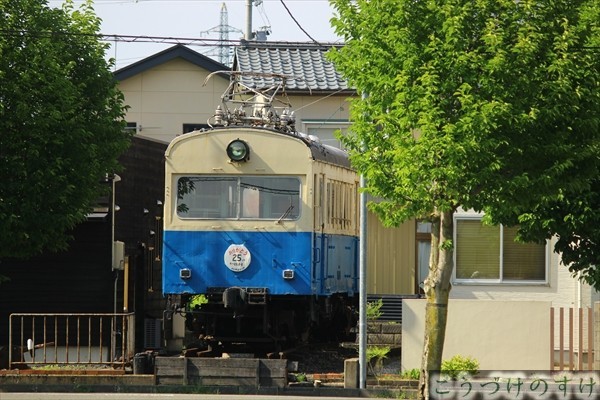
366, 212, 416, 295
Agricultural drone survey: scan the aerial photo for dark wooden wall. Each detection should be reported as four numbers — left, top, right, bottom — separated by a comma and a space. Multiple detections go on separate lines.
114, 136, 168, 349
0, 135, 168, 354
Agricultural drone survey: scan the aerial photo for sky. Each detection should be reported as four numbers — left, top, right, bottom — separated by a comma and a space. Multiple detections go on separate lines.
49, 0, 342, 69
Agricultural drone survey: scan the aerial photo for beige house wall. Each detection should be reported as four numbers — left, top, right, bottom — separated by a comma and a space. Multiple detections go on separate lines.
402, 299, 551, 371
118, 58, 230, 143
289, 94, 351, 123
449, 234, 599, 353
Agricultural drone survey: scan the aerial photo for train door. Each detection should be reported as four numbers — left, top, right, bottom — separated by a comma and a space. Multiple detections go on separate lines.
323, 179, 357, 294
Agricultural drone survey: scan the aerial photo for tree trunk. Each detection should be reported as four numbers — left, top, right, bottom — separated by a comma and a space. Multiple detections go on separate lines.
418, 209, 454, 400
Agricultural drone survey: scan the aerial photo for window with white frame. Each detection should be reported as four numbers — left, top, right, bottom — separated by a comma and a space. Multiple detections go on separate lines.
454, 217, 547, 283
302, 120, 350, 150
125, 122, 138, 133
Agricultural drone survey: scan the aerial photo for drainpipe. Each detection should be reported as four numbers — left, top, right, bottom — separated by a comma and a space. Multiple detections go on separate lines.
111, 174, 121, 362
578, 272, 582, 308
111, 174, 121, 314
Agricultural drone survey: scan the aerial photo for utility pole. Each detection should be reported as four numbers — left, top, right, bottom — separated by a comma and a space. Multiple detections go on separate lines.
245, 0, 253, 40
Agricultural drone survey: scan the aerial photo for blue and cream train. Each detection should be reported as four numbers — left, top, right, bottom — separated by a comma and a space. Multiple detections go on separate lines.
162, 77, 359, 345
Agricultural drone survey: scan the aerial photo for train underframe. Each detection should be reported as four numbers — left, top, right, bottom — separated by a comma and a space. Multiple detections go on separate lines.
167, 288, 357, 351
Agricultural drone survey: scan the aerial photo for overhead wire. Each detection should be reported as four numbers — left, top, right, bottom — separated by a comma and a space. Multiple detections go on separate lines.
45, 0, 340, 48
278, 0, 320, 46
0, 29, 342, 48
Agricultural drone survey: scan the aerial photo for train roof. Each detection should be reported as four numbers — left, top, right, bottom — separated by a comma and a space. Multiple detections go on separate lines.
181, 126, 352, 169
188, 71, 352, 170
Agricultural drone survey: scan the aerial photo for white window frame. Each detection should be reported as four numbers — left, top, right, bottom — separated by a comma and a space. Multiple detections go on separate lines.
453, 213, 550, 285
301, 120, 350, 150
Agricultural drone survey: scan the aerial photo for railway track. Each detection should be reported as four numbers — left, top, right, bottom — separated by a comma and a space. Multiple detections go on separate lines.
178, 340, 356, 381
287, 343, 357, 374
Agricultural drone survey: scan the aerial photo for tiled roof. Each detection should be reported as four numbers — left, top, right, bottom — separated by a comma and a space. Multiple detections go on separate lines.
234, 42, 351, 93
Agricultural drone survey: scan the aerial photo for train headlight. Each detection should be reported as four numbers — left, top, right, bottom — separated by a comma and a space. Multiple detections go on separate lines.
226, 139, 249, 162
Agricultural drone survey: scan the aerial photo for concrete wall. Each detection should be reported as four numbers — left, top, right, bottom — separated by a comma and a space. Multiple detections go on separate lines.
402, 299, 551, 371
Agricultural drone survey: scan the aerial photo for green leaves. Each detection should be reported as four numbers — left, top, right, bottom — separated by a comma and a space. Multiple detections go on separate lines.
330, 1, 600, 389
0, 0, 131, 258
330, 0, 600, 228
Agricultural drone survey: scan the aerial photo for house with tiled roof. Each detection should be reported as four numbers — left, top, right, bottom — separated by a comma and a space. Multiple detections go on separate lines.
233, 41, 354, 149
114, 44, 230, 143
113, 42, 356, 148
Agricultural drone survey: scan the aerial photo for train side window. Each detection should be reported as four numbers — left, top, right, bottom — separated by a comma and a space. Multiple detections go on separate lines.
314, 174, 325, 229
325, 178, 355, 232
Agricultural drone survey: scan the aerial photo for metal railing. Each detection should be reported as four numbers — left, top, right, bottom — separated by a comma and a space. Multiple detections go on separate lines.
8, 313, 135, 370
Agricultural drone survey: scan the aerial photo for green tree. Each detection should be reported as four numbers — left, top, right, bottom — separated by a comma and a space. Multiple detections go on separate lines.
329, 0, 600, 398
512, 177, 600, 288
0, 0, 131, 259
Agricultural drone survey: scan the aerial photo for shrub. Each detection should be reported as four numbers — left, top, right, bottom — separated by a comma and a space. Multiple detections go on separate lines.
188, 294, 208, 310
400, 368, 420, 380
441, 355, 479, 380
366, 298, 384, 320
366, 345, 390, 377
366, 345, 391, 362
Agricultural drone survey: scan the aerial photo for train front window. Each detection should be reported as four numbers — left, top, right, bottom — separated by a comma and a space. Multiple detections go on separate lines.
176, 176, 301, 220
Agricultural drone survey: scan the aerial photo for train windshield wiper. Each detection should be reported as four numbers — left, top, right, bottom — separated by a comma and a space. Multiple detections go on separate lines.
276, 204, 294, 224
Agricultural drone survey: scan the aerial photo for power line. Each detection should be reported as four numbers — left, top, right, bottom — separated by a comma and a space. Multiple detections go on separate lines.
104, 34, 230, 47
3, 30, 596, 53
0, 29, 341, 48
0, 29, 236, 46
46, 0, 339, 47
278, 0, 319, 45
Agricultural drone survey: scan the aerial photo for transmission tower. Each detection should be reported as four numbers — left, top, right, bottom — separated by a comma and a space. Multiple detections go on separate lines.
200, 3, 242, 66
218, 3, 229, 64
